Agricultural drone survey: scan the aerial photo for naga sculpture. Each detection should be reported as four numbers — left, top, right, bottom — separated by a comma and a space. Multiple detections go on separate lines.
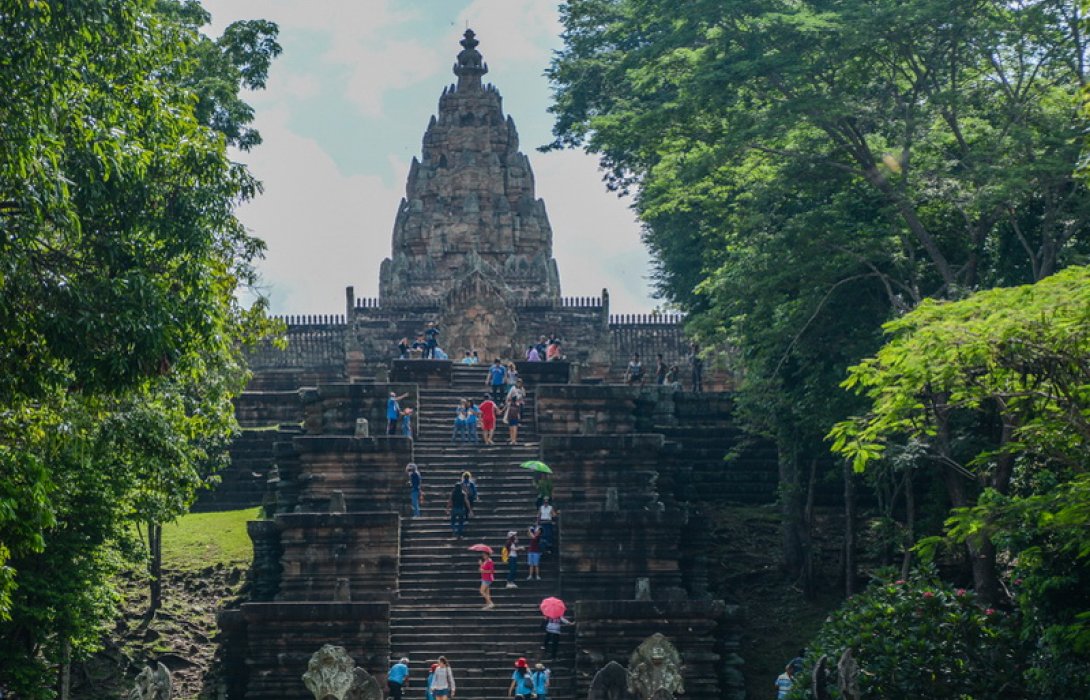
127, 661, 171, 700
626, 634, 684, 700
303, 644, 383, 700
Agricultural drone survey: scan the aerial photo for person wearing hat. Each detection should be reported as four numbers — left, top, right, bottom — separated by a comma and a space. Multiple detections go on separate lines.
532, 663, 551, 700
509, 658, 533, 700
387, 657, 410, 700
504, 530, 520, 588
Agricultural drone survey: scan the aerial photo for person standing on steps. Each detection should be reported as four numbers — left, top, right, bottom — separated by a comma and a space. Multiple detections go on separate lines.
487, 358, 508, 404
479, 552, 496, 609
504, 530, 520, 588
426, 663, 438, 700
424, 321, 440, 359
505, 397, 523, 445
401, 407, 414, 438
479, 393, 498, 446
532, 663, 551, 700
541, 614, 572, 660
506, 378, 526, 406
388, 391, 409, 435
460, 471, 478, 516
655, 353, 667, 385
452, 399, 469, 443
430, 656, 456, 700
688, 341, 704, 393
466, 399, 480, 444
509, 658, 533, 700
537, 498, 558, 553
406, 463, 422, 518
526, 524, 542, 580
448, 480, 472, 538
387, 656, 410, 700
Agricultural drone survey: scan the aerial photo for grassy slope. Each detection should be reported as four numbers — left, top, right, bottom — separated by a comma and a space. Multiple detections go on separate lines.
162, 507, 260, 570
74, 507, 260, 700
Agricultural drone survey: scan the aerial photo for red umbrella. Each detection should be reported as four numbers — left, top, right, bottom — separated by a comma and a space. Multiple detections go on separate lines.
539, 596, 566, 618
468, 544, 493, 555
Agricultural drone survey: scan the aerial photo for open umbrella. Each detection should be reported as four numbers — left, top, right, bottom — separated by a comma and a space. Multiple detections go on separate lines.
468, 544, 493, 555
539, 596, 566, 618
520, 460, 553, 474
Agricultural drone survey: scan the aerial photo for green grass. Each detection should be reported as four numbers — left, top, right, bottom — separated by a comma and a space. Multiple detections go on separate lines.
161, 507, 261, 571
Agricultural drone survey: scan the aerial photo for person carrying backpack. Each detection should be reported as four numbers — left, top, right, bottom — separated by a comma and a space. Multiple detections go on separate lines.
508, 658, 533, 700
532, 663, 550, 700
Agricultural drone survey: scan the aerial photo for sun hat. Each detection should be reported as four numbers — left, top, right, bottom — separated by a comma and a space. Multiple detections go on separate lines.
515, 658, 528, 668
535, 663, 545, 670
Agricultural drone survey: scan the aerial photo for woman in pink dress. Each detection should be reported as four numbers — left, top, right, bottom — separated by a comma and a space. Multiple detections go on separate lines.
479, 393, 498, 446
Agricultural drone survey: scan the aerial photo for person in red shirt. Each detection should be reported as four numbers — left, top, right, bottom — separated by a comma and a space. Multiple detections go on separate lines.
479, 552, 496, 609
479, 394, 498, 446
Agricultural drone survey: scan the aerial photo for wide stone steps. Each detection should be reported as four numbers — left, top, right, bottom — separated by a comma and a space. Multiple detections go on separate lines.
391, 413, 568, 700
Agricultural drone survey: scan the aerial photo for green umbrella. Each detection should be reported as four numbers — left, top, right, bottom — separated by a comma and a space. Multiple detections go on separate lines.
520, 460, 553, 474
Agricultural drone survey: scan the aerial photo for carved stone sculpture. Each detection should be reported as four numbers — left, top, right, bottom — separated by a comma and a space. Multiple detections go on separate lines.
303, 645, 384, 700
627, 634, 684, 700
588, 660, 631, 700
127, 661, 172, 700
303, 645, 356, 700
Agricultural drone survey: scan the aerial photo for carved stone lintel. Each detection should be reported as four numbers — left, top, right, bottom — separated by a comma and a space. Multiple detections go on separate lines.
627, 634, 684, 700
127, 661, 172, 700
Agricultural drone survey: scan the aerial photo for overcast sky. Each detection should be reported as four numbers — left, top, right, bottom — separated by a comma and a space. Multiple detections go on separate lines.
200, 0, 659, 315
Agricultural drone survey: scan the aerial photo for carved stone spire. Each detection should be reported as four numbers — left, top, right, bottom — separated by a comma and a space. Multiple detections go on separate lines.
453, 29, 488, 89
378, 30, 562, 310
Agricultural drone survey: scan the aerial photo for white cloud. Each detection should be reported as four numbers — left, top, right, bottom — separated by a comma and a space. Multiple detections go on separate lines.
456, 0, 563, 60
232, 108, 407, 314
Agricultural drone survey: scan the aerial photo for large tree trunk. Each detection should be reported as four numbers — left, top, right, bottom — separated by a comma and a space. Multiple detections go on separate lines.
778, 436, 806, 580
148, 521, 163, 616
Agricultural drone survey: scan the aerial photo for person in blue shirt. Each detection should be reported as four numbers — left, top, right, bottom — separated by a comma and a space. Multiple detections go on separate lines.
486, 358, 507, 404
424, 322, 440, 359
508, 658, 533, 700
433, 346, 449, 360
387, 392, 408, 435
531, 663, 550, 700
426, 662, 438, 700
388, 657, 410, 700
774, 665, 794, 699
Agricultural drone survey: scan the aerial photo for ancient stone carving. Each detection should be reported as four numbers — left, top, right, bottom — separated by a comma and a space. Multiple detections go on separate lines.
303, 645, 355, 700
127, 661, 172, 700
627, 634, 684, 700
303, 645, 384, 700
588, 660, 631, 700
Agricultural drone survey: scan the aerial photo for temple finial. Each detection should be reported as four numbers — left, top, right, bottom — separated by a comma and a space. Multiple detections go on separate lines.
453, 28, 488, 87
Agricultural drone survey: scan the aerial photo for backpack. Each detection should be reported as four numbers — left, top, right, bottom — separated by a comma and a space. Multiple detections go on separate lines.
466, 480, 478, 503
501, 546, 509, 563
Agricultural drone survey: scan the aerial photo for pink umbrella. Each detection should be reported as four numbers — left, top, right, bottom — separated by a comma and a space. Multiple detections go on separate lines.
539, 596, 566, 618
468, 544, 493, 555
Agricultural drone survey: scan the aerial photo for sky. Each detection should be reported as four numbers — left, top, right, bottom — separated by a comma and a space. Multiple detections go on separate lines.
200, 0, 659, 315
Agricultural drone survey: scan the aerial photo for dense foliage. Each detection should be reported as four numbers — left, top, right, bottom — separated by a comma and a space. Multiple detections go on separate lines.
0, 0, 278, 693
830, 267, 1090, 696
548, 0, 1090, 694
548, 0, 1089, 584
789, 572, 1025, 699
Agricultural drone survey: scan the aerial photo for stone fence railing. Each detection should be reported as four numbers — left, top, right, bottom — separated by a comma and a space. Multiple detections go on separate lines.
246, 322, 346, 369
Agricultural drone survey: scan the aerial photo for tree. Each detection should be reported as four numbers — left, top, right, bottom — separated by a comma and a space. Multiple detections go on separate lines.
0, 1, 278, 693
547, 0, 1090, 585
829, 265, 1090, 694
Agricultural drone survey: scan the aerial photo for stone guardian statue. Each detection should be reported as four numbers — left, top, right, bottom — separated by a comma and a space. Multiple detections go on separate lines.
626, 634, 684, 700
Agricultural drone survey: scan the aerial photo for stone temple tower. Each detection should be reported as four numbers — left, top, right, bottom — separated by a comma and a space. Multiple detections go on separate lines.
378, 30, 562, 352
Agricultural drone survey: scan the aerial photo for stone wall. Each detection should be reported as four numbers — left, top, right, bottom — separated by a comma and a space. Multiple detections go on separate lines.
573, 601, 744, 700
275, 512, 400, 602
300, 383, 420, 436
220, 602, 390, 700
234, 390, 303, 428
278, 435, 413, 515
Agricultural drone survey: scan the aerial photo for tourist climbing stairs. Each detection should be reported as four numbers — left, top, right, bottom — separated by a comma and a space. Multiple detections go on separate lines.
389, 377, 572, 700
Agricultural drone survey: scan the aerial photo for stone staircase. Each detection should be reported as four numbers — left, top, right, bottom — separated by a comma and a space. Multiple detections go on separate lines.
389, 379, 572, 700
